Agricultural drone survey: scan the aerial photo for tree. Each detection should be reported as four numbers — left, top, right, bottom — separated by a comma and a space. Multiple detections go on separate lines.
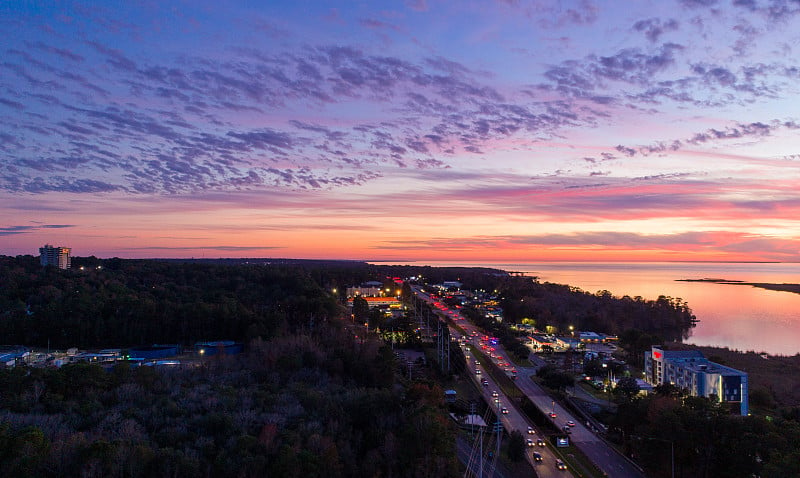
614, 376, 641, 401
536, 366, 575, 391
507, 430, 526, 462
583, 357, 605, 378
352, 296, 369, 324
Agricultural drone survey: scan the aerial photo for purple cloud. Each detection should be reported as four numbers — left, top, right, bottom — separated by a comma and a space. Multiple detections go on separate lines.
0, 224, 75, 236
633, 18, 680, 43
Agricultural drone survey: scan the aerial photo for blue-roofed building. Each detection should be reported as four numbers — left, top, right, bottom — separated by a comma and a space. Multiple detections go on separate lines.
0, 346, 29, 367
130, 344, 180, 360
644, 345, 749, 415
195, 341, 243, 356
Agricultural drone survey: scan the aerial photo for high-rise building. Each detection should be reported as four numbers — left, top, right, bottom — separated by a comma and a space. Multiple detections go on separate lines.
39, 244, 71, 269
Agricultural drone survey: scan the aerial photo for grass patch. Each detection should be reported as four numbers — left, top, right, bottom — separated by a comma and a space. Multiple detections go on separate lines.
549, 441, 606, 478
577, 380, 612, 402
469, 345, 523, 400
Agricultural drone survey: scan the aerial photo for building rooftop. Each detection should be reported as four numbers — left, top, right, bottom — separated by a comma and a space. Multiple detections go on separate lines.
651, 347, 705, 361
681, 360, 747, 377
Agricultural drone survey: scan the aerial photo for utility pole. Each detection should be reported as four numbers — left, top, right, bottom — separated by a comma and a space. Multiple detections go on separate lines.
495, 399, 502, 461
447, 332, 450, 372
470, 402, 476, 436
479, 423, 483, 478
671, 440, 675, 478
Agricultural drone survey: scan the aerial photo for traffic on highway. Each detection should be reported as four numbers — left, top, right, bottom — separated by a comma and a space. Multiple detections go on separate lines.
412, 285, 645, 478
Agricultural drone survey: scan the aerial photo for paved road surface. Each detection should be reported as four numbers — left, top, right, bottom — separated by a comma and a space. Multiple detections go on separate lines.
412, 286, 646, 478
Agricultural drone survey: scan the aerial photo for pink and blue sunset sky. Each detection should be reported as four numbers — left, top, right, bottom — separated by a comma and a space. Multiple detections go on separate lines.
2, 0, 800, 262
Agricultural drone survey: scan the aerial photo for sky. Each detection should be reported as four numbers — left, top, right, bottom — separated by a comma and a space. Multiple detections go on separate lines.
2, 0, 800, 263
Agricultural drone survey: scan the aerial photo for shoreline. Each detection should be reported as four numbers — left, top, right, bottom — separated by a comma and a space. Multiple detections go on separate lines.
676, 278, 800, 295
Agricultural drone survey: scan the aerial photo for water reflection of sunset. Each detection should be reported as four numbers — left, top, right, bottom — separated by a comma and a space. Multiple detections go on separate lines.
413, 262, 800, 356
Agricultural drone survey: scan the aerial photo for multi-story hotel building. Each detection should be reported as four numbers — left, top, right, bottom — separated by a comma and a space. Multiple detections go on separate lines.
644, 345, 748, 416
39, 244, 71, 269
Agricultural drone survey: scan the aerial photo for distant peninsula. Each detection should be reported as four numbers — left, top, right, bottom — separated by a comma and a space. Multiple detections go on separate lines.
677, 278, 800, 295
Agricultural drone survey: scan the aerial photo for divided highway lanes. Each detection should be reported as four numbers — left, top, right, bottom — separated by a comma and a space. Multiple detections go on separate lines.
412, 286, 645, 478
470, 352, 576, 478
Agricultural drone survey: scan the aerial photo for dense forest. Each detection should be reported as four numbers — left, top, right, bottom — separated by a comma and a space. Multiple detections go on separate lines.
0, 330, 458, 477
608, 385, 800, 478
0, 255, 694, 349
498, 278, 697, 342
0, 255, 504, 349
0, 256, 459, 477
0, 255, 706, 477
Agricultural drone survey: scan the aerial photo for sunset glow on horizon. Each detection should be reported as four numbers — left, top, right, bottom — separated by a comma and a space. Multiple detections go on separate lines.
3, 1, 800, 263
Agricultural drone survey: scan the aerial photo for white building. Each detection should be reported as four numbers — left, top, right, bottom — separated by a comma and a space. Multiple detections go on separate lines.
644, 346, 748, 415
39, 244, 71, 269
346, 286, 383, 297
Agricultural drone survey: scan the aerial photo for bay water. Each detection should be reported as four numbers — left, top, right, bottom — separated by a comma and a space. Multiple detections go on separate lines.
404, 261, 800, 356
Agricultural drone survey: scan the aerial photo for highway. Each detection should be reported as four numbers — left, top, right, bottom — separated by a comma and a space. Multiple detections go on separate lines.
471, 354, 575, 478
412, 286, 646, 478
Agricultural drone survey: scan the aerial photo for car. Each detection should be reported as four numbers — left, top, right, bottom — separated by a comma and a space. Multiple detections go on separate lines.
526, 438, 534, 447
549, 412, 557, 418
536, 439, 545, 446
501, 407, 509, 414
566, 420, 576, 427
527, 426, 535, 434
562, 425, 572, 434
533, 451, 543, 462
482, 379, 489, 386
556, 459, 567, 470
475, 369, 481, 375
474, 360, 480, 366
491, 390, 499, 398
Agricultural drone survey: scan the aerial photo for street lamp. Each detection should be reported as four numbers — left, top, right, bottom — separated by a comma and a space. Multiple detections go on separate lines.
602, 363, 611, 405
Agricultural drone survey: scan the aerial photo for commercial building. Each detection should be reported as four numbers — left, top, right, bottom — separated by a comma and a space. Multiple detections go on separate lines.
578, 331, 618, 343
346, 286, 383, 297
195, 341, 244, 356
39, 244, 71, 269
0, 346, 30, 367
346, 281, 402, 298
644, 346, 749, 415
347, 296, 401, 309
130, 344, 181, 360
